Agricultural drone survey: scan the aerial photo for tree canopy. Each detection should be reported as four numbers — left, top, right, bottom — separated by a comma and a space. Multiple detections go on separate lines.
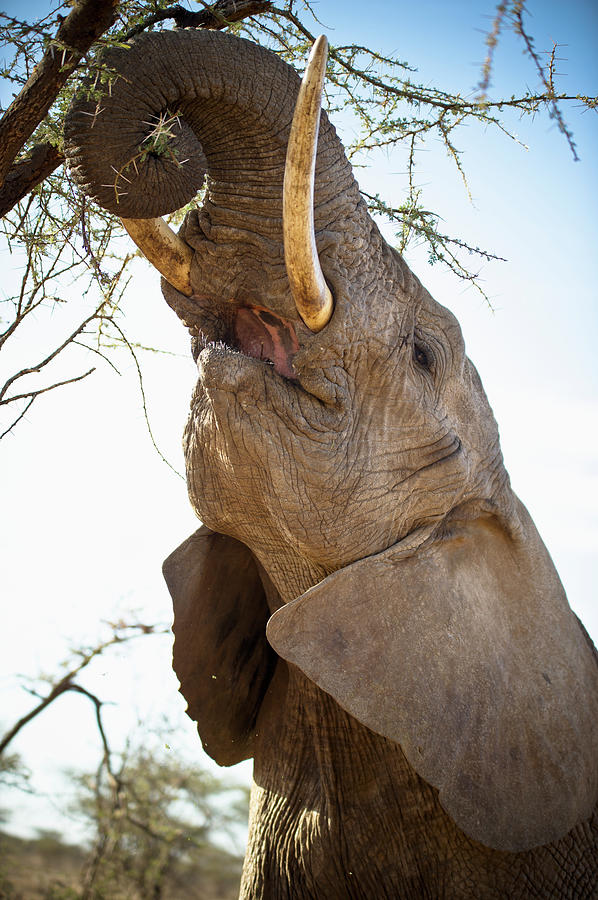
0, 0, 595, 438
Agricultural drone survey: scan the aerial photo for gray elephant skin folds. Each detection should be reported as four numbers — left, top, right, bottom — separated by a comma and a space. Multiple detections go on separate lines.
65, 29, 598, 898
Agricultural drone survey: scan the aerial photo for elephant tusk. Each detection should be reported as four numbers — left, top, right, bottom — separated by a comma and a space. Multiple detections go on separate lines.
121, 217, 193, 297
283, 35, 334, 333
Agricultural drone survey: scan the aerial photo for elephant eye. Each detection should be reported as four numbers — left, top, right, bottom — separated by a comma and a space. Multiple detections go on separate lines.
413, 336, 434, 371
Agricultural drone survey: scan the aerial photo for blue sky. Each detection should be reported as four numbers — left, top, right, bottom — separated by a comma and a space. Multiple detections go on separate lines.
1, 0, 596, 842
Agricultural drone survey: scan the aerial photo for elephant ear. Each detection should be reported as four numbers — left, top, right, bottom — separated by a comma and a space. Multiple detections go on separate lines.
164, 526, 276, 766
267, 498, 598, 852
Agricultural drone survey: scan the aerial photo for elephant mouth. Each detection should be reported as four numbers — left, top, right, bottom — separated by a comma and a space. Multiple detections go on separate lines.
192, 300, 301, 383
234, 306, 300, 380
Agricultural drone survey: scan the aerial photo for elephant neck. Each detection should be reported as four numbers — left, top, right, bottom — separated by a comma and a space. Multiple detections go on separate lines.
245, 664, 462, 897
254, 547, 329, 612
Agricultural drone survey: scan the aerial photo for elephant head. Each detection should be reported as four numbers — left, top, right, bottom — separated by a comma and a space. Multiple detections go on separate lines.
65, 29, 598, 858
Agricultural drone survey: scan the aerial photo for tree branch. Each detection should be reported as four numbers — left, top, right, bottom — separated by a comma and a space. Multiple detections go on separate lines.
0, 679, 102, 758
0, 305, 103, 402
122, 0, 273, 42
0, 142, 64, 217
0, 622, 167, 757
0, 0, 119, 188
68, 684, 114, 770
0, 367, 95, 407
0, 397, 35, 440
511, 4, 579, 160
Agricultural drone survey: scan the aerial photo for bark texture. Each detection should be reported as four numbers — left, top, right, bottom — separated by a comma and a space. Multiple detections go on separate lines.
0, 143, 64, 217
0, 0, 119, 189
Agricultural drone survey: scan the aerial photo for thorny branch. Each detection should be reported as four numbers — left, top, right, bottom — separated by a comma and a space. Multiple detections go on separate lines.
510, 3, 579, 161
478, 1, 580, 160
0, 368, 94, 417
0, 306, 103, 402
479, 1, 508, 95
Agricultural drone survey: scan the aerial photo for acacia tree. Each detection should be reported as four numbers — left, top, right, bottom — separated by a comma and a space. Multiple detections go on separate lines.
0, 0, 595, 438
0, 620, 249, 897
74, 745, 248, 899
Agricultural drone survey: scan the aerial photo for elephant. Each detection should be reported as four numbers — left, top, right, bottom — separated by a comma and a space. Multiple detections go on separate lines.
65, 28, 598, 898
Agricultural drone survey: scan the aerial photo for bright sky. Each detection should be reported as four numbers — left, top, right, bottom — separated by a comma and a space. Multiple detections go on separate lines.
1, 0, 596, 843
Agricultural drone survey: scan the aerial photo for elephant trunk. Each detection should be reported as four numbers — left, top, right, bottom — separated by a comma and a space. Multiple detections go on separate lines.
64, 29, 361, 324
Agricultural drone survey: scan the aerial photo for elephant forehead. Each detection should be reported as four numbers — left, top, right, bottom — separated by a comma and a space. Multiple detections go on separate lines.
415, 289, 466, 362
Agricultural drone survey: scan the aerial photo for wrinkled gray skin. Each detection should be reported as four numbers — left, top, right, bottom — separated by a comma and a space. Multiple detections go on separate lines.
65, 29, 598, 898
